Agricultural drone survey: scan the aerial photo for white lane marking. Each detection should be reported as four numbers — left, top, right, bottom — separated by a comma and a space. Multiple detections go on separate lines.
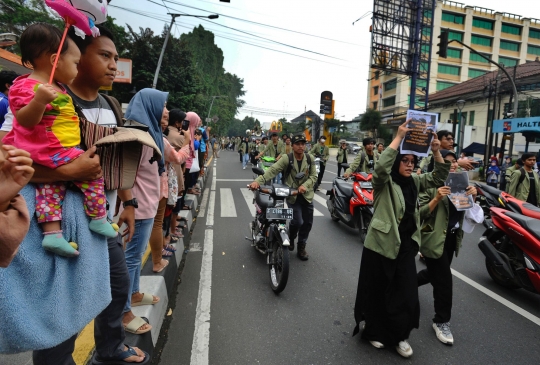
325, 170, 337, 175
206, 191, 215, 226
190, 229, 213, 364
211, 168, 216, 191
198, 188, 210, 218
240, 188, 256, 217
451, 268, 540, 327
311, 192, 329, 209
220, 188, 237, 217
283, 200, 323, 217
189, 242, 202, 252
216, 179, 253, 181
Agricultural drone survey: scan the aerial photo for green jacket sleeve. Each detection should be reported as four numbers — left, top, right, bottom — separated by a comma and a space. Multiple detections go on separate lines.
346, 152, 363, 175
372, 148, 398, 188
419, 188, 436, 220
417, 158, 451, 192
324, 146, 330, 162
302, 157, 318, 191
507, 169, 520, 197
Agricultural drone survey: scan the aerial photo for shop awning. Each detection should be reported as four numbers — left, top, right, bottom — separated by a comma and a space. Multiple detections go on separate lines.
462, 142, 501, 155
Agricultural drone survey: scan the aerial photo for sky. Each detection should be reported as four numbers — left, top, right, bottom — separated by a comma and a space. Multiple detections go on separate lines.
107, 0, 536, 126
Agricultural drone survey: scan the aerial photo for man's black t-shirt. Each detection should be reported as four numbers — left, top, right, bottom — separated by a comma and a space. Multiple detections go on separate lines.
527, 172, 538, 206
366, 153, 374, 171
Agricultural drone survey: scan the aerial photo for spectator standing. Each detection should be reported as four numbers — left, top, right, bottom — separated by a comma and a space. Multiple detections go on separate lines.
337, 139, 348, 177
500, 156, 511, 192
0, 70, 18, 128
376, 142, 384, 155
486, 160, 500, 188
239, 136, 250, 169
508, 153, 540, 206
309, 136, 329, 191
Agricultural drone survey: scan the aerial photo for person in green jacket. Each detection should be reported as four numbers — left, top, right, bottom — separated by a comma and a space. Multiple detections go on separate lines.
418, 149, 477, 346
343, 138, 379, 178
336, 139, 349, 177
257, 132, 286, 183
309, 136, 330, 190
508, 152, 540, 205
504, 159, 522, 192
353, 121, 450, 358
249, 134, 318, 260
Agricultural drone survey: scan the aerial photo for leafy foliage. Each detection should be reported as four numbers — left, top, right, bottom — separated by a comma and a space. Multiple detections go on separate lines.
360, 108, 383, 137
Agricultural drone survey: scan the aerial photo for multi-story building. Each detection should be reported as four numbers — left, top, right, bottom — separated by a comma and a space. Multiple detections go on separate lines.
368, 0, 540, 128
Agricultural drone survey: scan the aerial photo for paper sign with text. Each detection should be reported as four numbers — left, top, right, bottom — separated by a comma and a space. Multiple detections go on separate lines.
400, 110, 438, 157
446, 172, 474, 211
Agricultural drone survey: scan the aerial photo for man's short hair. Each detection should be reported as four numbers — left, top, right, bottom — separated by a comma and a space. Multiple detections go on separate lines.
376, 142, 383, 147
68, 25, 115, 53
363, 137, 375, 146
0, 70, 18, 92
261, 136, 268, 141
437, 130, 453, 140
521, 152, 536, 161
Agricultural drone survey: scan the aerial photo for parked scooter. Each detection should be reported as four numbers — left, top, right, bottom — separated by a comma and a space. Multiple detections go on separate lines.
246, 167, 305, 293
326, 163, 374, 243
474, 182, 540, 220
478, 206, 540, 294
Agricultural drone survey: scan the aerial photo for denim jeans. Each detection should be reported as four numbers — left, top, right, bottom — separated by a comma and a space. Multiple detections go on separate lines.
272, 172, 282, 184
123, 218, 154, 313
242, 153, 250, 168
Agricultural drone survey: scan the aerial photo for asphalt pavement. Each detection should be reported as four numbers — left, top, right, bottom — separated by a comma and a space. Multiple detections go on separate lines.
157, 149, 540, 365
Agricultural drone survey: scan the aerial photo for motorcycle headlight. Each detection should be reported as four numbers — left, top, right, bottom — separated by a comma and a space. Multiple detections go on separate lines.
275, 188, 290, 197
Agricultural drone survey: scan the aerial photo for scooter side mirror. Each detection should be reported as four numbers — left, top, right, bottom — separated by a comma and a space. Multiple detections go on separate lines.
341, 163, 350, 169
295, 172, 306, 180
252, 167, 265, 176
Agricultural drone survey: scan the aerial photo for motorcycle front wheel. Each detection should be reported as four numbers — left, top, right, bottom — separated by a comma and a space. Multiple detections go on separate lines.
329, 196, 340, 221
358, 211, 372, 243
269, 238, 290, 293
485, 257, 520, 289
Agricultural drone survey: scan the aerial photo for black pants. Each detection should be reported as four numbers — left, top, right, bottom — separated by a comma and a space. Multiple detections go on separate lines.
317, 163, 326, 187
33, 235, 129, 364
417, 232, 457, 323
337, 163, 345, 177
288, 198, 314, 245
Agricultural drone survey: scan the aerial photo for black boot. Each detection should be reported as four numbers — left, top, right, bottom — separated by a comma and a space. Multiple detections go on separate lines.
289, 238, 295, 251
297, 243, 309, 261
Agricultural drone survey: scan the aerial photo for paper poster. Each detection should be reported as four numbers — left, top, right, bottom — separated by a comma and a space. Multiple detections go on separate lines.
400, 110, 439, 157
445, 172, 474, 211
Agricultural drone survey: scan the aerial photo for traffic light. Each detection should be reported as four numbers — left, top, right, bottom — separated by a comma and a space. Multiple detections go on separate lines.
437, 31, 449, 58
320, 91, 333, 115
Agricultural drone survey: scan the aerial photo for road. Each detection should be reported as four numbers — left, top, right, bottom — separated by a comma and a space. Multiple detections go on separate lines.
158, 150, 540, 365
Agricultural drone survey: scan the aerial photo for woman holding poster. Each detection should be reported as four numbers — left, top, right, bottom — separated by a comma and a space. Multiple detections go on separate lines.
353, 121, 450, 358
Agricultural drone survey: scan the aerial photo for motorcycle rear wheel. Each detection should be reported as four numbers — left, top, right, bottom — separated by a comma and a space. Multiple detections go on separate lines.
269, 238, 290, 293
485, 258, 520, 289
329, 197, 340, 221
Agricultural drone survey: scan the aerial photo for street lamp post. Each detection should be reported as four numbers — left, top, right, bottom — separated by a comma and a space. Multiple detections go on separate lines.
455, 99, 465, 156
207, 95, 226, 123
152, 13, 218, 89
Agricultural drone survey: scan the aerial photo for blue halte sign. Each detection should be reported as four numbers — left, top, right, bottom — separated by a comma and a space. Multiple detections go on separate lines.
492, 117, 540, 133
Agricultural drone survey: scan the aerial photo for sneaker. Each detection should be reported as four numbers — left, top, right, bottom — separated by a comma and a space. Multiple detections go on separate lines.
369, 341, 385, 349
243, 166, 246, 169
433, 322, 454, 345
396, 340, 413, 358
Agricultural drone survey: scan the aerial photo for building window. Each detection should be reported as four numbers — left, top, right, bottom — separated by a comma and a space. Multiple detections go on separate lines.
373, 86, 379, 95
438, 64, 461, 76
470, 52, 490, 63
499, 56, 518, 67
468, 68, 488, 78
384, 79, 397, 91
407, 95, 425, 108
448, 31, 463, 42
382, 96, 396, 108
500, 40, 520, 52
436, 81, 457, 91
442, 12, 465, 24
374, 71, 380, 80
502, 23, 522, 35
421, 44, 430, 54
420, 61, 429, 73
469, 111, 475, 126
422, 27, 431, 37
416, 79, 427, 89
530, 28, 540, 39
447, 48, 462, 59
472, 18, 494, 30
471, 35, 492, 47
372, 101, 378, 110
423, 10, 432, 19
527, 45, 540, 56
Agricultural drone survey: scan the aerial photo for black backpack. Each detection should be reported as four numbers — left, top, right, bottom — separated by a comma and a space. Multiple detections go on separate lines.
284, 152, 312, 181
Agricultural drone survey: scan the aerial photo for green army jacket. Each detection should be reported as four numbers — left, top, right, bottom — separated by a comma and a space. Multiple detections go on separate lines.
262, 141, 286, 159
255, 153, 318, 204
364, 148, 451, 260
345, 151, 379, 175
419, 189, 464, 259
508, 168, 540, 203
337, 147, 349, 163
257, 143, 266, 153
309, 143, 330, 165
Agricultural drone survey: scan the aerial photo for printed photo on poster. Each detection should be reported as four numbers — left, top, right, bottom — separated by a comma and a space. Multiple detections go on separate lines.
445, 172, 474, 211
400, 110, 439, 157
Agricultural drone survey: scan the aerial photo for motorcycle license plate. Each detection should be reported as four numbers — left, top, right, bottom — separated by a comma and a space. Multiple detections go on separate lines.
360, 182, 373, 189
266, 208, 293, 220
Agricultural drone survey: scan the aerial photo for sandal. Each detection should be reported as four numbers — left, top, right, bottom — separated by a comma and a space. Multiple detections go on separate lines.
132, 292, 159, 307
173, 231, 184, 238
124, 316, 152, 335
164, 244, 177, 252
181, 206, 191, 210
162, 249, 173, 257
92, 344, 150, 364
153, 259, 169, 273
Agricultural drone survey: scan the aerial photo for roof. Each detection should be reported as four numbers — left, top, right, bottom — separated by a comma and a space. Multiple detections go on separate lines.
428, 61, 540, 105
0, 48, 31, 75
290, 110, 322, 123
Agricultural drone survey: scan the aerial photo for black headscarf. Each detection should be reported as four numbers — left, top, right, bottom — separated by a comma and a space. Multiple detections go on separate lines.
391, 154, 418, 233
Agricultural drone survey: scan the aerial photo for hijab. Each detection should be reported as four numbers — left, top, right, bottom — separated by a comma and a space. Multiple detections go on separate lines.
185, 112, 201, 157
391, 154, 418, 231
125, 88, 168, 175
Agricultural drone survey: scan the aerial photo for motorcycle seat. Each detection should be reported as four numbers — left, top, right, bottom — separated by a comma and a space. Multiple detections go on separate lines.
504, 211, 540, 242
255, 191, 272, 210
506, 200, 540, 219
335, 179, 353, 198
479, 183, 502, 197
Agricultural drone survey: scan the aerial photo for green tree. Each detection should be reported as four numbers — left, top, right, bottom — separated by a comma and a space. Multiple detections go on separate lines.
360, 108, 383, 138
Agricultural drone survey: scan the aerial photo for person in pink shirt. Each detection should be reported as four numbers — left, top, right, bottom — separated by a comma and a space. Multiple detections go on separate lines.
2, 23, 117, 258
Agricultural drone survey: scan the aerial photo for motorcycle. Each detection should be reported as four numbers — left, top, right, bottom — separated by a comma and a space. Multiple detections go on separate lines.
326, 163, 374, 243
258, 155, 276, 173
478, 206, 540, 294
474, 182, 540, 220
312, 154, 322, 190
246, 167, 305, 293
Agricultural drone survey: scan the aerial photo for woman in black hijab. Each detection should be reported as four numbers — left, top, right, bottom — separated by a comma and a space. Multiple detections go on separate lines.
353, 121, 450, 358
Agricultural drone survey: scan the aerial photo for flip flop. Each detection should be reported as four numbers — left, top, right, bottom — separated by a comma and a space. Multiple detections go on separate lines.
92, 344, 150, 365
162, 249, 173, 257
124, 316, 152, 335
153, 259, 169, 273
164, 244, 177, 252
131, 292, 159, 307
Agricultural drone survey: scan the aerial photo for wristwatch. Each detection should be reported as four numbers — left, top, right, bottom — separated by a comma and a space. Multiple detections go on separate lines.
123, 198, 139, 209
